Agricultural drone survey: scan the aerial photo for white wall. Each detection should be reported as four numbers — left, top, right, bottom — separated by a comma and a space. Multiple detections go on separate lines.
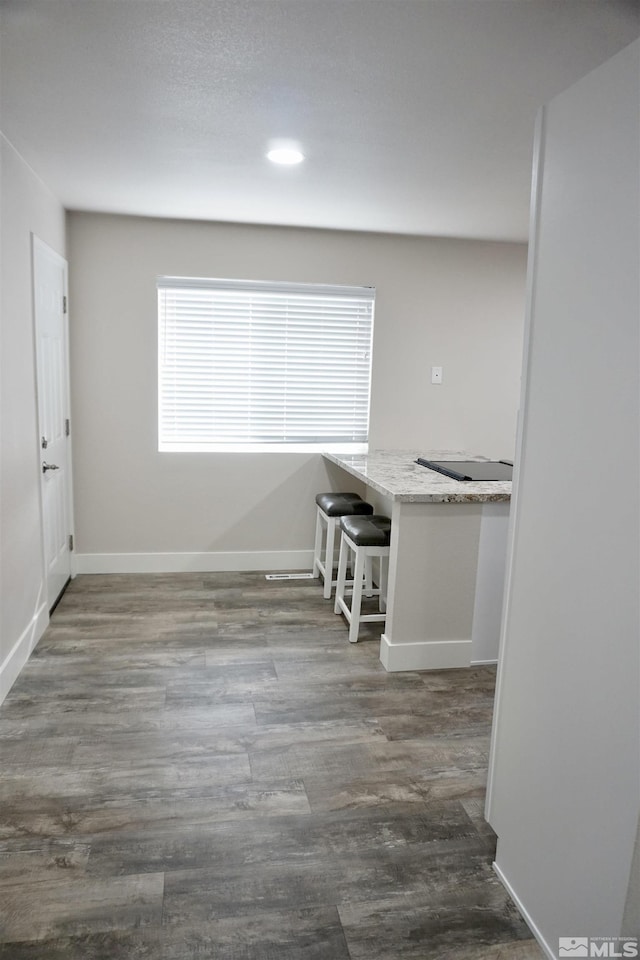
486, 39, 639, 952
67, 213, 526, 569
0, 135, 67, 701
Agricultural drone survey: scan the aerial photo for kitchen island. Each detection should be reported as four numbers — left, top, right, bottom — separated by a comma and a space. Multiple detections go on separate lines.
323, 450, 512, 671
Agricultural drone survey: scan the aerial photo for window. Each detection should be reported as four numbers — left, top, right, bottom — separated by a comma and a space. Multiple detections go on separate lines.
158, 277, 375, 452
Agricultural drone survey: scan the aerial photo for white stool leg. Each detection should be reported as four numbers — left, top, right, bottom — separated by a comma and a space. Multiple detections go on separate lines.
323, 516, 337, 599
334, 532, 350, 614
312, 506, 323, 578
379, 554, 389, 613
348, 546, 366, 643
364, 556, 373, 597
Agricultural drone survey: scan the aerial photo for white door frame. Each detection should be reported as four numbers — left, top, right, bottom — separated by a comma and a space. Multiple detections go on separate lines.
32, 234, 76, 608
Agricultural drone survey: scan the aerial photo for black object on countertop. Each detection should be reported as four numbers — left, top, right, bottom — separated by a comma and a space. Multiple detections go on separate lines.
415, 459, 514, 481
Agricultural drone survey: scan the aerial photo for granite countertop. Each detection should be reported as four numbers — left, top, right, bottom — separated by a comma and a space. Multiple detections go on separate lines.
323, 450, 512, 503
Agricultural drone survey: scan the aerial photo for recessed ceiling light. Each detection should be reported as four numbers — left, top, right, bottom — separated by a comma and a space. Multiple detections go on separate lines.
267, 147, 305, 165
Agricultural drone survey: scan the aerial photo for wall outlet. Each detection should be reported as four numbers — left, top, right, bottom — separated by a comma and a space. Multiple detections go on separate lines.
431, 365, 443, 384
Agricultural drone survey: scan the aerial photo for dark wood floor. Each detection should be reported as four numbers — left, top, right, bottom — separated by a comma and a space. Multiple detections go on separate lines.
0, 573, 543, 959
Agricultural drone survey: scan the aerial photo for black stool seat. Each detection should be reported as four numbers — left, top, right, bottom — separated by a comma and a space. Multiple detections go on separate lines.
315, 492, 374, 517
340, 514, 392, 547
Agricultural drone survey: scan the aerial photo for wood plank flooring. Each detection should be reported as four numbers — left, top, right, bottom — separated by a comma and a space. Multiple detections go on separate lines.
0, 573, 544, 959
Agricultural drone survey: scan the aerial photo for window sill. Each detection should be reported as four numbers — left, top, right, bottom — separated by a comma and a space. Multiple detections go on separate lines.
158, 442, 369, 454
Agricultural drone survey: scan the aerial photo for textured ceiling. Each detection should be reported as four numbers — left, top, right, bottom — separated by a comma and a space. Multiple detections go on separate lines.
1, 0, 638, 241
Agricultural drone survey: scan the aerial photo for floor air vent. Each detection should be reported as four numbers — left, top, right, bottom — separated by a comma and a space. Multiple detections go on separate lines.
265, 573, 315, 581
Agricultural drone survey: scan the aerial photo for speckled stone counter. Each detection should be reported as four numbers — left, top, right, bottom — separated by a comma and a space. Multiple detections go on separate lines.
322, 449, 512, 672
322, 450, 512, 503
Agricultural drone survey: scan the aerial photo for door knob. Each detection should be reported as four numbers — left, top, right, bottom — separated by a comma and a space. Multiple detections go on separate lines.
42, 462, 60, 473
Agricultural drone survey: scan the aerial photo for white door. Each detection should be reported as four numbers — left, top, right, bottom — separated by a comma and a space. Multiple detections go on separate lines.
33, 236, 73, 609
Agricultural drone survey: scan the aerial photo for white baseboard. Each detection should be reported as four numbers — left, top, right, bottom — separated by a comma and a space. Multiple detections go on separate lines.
492, 861, 555, 960
73, 550, 315, 575
379, 634, 472, 672
470, 657, 499, 666
0, 602, 49, 706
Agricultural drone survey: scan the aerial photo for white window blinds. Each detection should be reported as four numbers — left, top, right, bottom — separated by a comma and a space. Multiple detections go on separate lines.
158, 277, 375, 450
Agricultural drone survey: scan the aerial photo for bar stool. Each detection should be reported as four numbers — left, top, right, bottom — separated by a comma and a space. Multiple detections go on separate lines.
312, 493, 374, 599
334, 514, 392, 643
